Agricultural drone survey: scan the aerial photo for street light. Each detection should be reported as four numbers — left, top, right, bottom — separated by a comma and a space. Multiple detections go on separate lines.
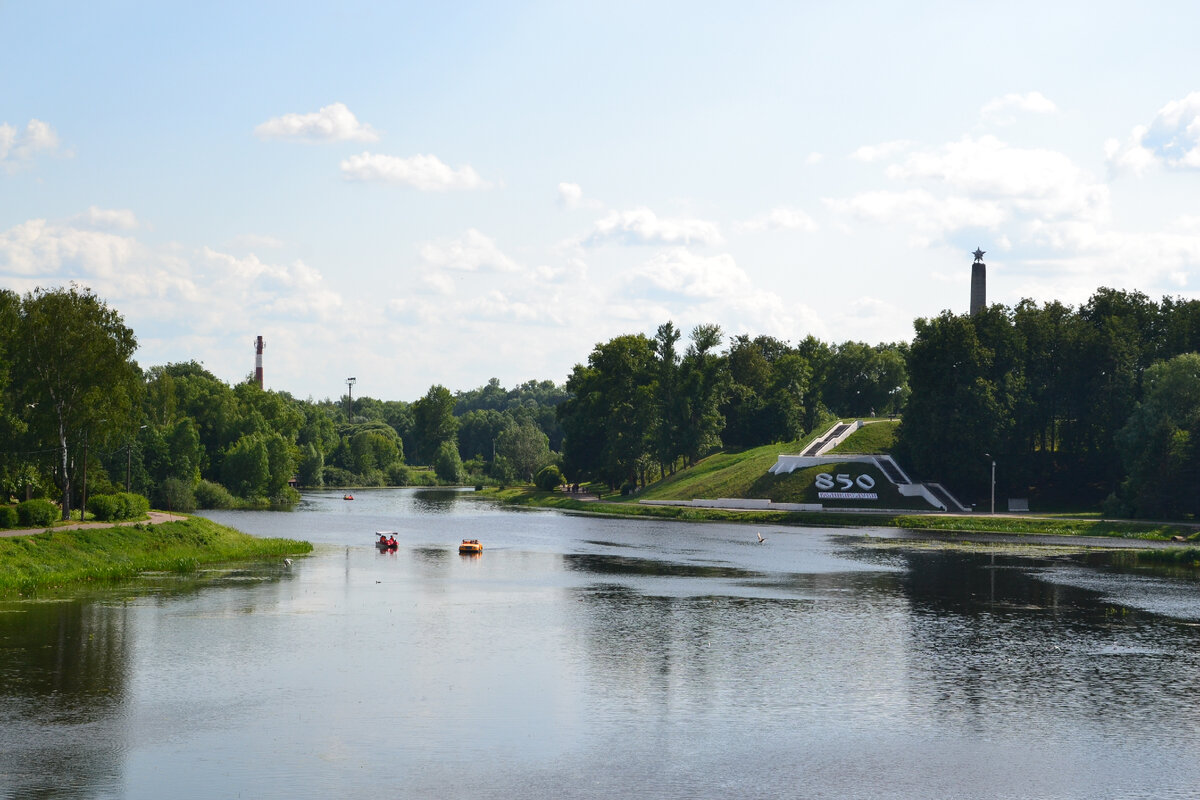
127, 425, 148, 491
983, 452, 996, 515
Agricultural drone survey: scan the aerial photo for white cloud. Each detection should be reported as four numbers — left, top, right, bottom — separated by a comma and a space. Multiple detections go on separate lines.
586, 207, 724, 247
851, 140, 912, 163
884, 135, 1109, 221
824, 189, 1006, 246
805, 152, 824, 165
1108, 92, 1200, 174
625, 248, 749, 300
0, 118, 62, 170
557, 181, 583, 209
980, 91, 1058, 124
254, 102, 379, 142
340, 152, 489, 191
736, 207, 818, 233
71, 206, 139, 231
418, 229, 519, 272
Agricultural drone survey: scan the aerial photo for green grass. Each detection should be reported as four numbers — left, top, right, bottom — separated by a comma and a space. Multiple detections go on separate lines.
636, 436, 821, 502
829, 420, 899, 454
0, 516, 312, 596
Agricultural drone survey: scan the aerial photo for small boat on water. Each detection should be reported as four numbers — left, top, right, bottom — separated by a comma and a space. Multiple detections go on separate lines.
376, 531, 398, 550
458, 539, 482, 554
344, 494, 354, 500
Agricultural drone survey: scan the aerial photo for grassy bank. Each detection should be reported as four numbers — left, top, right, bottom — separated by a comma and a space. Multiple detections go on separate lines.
0, 516, 311, 596
485, 488, 1198, 541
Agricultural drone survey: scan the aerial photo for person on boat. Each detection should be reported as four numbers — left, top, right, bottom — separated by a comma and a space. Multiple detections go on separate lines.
387, 535, 397, 547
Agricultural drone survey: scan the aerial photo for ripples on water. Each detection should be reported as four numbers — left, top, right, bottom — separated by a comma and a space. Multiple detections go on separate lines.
1, 488, 1199, 799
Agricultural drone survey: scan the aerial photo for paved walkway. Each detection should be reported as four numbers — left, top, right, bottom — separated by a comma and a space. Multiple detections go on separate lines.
0, 511, 187, 539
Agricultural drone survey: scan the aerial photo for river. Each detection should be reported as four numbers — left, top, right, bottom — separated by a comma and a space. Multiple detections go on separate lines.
2, 488, 1199, 799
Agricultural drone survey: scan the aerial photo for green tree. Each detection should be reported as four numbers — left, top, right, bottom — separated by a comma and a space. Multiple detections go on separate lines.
496, 420, 552, 482
221, 434, 270, 498
1113, 353, 1200, 518
413, 385, 458, 464
15, 286, 142, 520
433, 439, 463, 483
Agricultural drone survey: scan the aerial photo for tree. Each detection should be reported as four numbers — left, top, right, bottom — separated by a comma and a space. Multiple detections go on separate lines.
678, 324, 728, 466
496, 420, 552, 482
15, 286, 141, 520
1113, 353, 1200, 518
412, 385, 458, 464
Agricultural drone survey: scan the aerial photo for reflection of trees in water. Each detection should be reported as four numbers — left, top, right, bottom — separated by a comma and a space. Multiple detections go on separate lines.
893, 549, 1200, 728
0, 599, 131, 798
566, 552, 913, 732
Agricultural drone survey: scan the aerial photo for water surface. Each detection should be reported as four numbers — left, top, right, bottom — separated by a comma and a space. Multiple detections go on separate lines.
2, 489, 1198, 799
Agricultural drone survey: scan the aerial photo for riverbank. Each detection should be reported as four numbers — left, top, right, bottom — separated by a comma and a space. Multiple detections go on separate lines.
485, 487, 1200, 543
0, 515, 312, 596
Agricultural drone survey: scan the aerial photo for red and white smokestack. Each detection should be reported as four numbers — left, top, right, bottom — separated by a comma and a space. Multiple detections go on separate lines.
254, 335, 265, 388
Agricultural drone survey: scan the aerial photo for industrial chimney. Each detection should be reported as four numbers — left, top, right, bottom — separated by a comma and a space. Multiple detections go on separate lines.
254, 335, 265, 388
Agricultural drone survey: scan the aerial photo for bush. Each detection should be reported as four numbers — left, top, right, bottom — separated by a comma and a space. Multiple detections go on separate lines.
270, 486, 301, 507
194, 480, 235, 510
116, 492, 150, 519
155, 478, 196, 513
87, 494, 121, 521
535, 464, 564, 492
433, 440, 463, 484
17, 498, 58, 526
387, 463, 411, 486
0, 506, 17, 529
321, 466, 356, 487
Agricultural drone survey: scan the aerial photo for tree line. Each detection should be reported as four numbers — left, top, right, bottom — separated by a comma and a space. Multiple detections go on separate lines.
3, 283, 1197, 521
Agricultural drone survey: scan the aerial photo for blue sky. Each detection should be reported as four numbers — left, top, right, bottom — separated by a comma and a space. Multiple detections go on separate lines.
3, 2, 1200, 400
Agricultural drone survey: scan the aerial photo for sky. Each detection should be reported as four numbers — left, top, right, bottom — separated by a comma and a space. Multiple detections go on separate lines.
3, 1, 1200, 402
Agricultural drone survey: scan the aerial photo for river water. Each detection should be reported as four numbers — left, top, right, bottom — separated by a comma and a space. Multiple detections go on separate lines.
3, 488, 1200, 799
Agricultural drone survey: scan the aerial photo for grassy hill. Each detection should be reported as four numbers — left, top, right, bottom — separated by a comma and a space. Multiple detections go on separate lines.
633, 418, 929, 510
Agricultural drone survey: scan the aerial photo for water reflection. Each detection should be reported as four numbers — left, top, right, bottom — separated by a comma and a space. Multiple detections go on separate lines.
0, 600, 130, 799
4, 493, 1200, 798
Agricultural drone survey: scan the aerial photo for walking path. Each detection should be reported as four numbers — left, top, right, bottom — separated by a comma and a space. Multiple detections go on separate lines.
0, 511, 187, 539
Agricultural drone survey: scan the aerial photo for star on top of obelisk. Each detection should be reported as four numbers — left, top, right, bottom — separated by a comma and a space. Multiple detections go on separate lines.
972, 248, 986, 263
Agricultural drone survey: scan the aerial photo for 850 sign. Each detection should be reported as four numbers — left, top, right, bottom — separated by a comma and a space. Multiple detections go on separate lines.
814, 473, 876, 491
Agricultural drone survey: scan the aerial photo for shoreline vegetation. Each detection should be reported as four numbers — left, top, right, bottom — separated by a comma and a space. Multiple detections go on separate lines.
0, 516, 311, 597
484, 487, 1200, 544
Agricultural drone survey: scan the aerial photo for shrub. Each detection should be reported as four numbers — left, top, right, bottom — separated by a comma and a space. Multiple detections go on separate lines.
321, 466, 356, 487
270, 486, 301, 507
535, 464, 564, 492
387, 463, 411, 485
87, 494, 121, 521
194, 480, 235, 510
116, 492, 150, 519
155, 478, 196, 513
17, 498, 58, 526
0, 506, 17, 529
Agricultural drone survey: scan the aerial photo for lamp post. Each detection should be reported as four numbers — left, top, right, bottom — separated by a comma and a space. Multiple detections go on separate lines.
984, 452, 995, 515
346, 377, 356, 421
127, 424, 148, 491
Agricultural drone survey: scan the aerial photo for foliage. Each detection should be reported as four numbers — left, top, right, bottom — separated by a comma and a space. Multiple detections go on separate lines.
433, 439, 464, 483
86, 494, 120, 521
496, 420, 552, 481
154, 478, 196, 513
413, 385, 458, 464
194, 479, 235, 509
535, 464, 564, 491
16, 499, 58, 527
14, 286, 142, 520
0, 506, 18, 528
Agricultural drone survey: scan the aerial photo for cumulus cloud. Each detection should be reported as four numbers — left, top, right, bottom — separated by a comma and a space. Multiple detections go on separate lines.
418, 229, 519, 272
980, 91, 1058, 124
625, 248, 749, 299
884, 135, 1108, 220
0, 119, 62, 170
340, 152, 489, 191
736, 207, 818, 233
254, 102, 379, 142
557, 182, 584, 209
1107, 92, 1200, 174
586, 208, 723, 247
71, 206, 139, 231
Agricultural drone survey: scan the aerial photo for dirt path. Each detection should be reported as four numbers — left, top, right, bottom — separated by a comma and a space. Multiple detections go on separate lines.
0, 511, 188, 539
